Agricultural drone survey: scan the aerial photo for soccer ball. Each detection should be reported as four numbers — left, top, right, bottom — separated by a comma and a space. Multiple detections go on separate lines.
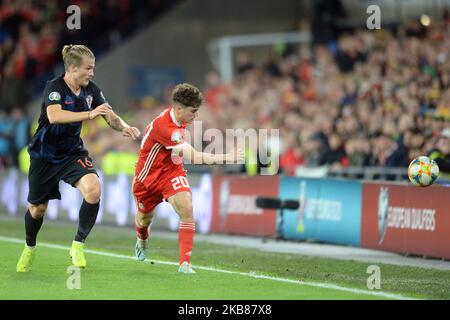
407, 156, 439, 187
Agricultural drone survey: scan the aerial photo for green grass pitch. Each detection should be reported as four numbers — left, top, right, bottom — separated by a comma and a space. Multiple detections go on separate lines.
0, 217, 448, 300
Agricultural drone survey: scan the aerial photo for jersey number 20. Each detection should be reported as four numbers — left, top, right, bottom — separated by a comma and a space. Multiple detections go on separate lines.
171, 176, 189, 190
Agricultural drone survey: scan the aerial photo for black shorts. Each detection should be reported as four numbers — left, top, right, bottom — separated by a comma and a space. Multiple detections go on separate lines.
27, 154, 98, 205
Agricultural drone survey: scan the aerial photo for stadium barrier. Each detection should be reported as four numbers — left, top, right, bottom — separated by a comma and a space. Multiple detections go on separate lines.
279, 177, 362, 246
361, 182, 450, 260
210, 175, 280, 236
1, 169, 449, 259
0, 169, 214, 233
299, 165, 450, 183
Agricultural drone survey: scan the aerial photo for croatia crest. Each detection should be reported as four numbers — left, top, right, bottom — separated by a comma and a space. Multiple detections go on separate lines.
86, 95, 93, 109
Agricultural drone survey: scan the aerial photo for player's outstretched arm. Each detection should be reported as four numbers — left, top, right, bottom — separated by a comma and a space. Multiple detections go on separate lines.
178, 143, 244, 165
47, 103, 112, 124
101, 105, 141, 140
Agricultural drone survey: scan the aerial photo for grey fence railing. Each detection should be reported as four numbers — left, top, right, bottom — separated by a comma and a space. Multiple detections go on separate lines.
327, 166, 409, 181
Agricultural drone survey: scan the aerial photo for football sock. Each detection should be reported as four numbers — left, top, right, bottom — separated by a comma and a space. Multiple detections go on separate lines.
135, 220, 149, 240
74, 200, 99, 243
178, 221, 195, 265
25, 209, 43, 247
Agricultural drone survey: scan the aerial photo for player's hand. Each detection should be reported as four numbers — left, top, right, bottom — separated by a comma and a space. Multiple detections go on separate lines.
227, 148, 245, 163
89, 103, 112, 120
122, 126, 141, 140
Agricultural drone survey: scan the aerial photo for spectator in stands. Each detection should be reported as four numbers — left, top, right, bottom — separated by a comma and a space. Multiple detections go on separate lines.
322, 133, 347, 167
373, 134, 409, 167
335, 35, 367, 73
345, 136, 372, 167
0, 61, 27, 112
429, 128, 450, 174
279, 134, 304, 175
304, 135, 326, 166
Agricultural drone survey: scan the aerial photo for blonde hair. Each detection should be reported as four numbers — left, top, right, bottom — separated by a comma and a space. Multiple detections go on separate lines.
62, 45, 95, 70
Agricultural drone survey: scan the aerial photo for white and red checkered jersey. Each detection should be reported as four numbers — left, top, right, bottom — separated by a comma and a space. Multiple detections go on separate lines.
135, 107, 187, 187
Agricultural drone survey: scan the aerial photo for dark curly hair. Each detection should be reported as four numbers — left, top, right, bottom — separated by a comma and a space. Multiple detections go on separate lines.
171, 83, 203, 108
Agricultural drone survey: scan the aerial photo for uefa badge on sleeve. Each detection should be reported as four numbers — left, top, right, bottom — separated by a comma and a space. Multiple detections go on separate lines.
49, 91, 61, 101
171, 130, 183, 144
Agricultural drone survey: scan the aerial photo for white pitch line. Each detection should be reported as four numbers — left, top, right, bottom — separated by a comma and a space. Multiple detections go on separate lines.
0, 236, 420, 300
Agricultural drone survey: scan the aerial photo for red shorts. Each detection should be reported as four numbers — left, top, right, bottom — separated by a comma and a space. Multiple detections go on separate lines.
132, 172, 191, 213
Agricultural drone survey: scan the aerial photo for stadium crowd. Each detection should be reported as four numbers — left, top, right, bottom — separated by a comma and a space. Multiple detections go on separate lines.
0, 2, 449, 175
201, 19, 450, 175
0, 0, 178, 169
102, 19, 449, 176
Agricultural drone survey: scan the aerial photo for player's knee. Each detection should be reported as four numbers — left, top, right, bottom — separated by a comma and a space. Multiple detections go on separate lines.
29, 203, 47, 219
178, 202, 193, 221
84, 182, 101, 204
136, 212, 153, 226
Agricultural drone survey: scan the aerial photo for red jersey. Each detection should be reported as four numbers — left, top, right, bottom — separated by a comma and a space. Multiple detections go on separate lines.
135, 107, 187, 188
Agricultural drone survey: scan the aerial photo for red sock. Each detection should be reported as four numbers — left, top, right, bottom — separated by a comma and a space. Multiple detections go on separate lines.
135, 220, 149, 240
178, 222, 195, 265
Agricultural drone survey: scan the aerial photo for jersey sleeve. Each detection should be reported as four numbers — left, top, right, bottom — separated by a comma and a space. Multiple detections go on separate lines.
152, 120, 187, 149
44, 82, 64, 108
90, 81, 107, 109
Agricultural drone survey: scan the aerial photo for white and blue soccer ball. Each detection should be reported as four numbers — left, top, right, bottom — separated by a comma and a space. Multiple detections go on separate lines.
407, 156, 439, 187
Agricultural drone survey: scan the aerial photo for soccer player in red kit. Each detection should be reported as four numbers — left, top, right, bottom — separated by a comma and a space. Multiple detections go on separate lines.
133, 83, 244, 273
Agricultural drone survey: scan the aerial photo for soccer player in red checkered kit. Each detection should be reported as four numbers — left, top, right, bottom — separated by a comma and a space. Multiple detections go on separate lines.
133, 83, 244, 273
